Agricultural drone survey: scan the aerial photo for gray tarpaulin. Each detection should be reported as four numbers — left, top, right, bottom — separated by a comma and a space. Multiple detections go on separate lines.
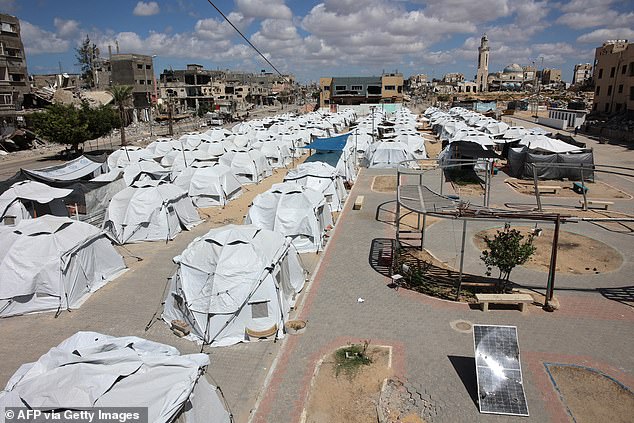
508, 147, 595, 180
524, 152, 559, 179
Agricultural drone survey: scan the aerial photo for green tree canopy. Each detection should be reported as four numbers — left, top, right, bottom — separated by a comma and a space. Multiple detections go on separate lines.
480, 224, 536, 291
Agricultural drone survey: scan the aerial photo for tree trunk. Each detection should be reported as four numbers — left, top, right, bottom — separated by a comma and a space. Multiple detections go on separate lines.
119, 105, 126, 146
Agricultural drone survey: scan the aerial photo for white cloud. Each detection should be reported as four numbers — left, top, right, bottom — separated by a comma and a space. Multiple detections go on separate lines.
423, 0, 511, 24
576, 27, 634, 44
133, 1, 160, 17
53, 18, 80, 39
555, 0, 633, 29
194, 12, 251, 40
236, 0, 292, 20
20, 20, 70, 55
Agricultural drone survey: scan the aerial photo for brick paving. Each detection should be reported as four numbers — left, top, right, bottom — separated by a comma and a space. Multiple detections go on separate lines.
1, 133, 632, 423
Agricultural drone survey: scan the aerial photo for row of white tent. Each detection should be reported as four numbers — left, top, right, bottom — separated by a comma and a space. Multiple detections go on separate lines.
425, 106, 583, 154
0, 109, 361, 421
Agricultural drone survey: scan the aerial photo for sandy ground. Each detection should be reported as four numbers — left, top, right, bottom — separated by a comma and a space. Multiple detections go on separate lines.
473, 226, 623, 275
304, 346, 392, 423
548, 365, 634, 423
505, 178, 632, 200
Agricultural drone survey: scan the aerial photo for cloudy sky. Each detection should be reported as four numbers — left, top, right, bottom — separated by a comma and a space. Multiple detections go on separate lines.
2, 0, 633, 83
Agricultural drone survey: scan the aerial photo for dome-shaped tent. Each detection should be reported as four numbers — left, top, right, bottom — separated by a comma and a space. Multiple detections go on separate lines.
162, 224, 306, 347
173, 164, 242, 207
103, 183, 201, 244
245, 182, 332, 252
284, 161, 347, 212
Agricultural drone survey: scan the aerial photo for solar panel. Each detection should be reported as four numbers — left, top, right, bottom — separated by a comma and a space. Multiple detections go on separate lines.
473, 324, 529, 416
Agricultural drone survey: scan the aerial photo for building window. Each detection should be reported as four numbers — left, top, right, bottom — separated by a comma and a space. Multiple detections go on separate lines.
622, 65, 627, 75
598, 69, 603, 79
323, 86, 330, 91
397, 86, 402, 93
618, 84, 623, 93
610, 67, 615, 77
351, 85, 362, 91
146, 64, 151, 70
250, 301, 269, 319
334, 85, 346, 90
324, 99, 330, 104
615, 103, 622, 112
595, 86, 600, 95
630, 86, 634, 100
384, 85, 395, 90
630, 62, 634, 76
139, 80, 145, 84
592, 103, 597, 111
0, 94, 12, 104
137, 64, 143, 70
605, 103, 610, 113
147, 80, 152, 85
607, 85, 612, 96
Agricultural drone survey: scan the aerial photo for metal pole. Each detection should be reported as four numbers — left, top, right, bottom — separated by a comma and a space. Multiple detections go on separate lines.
439, 166, 444, 195
544, 214, 560, 309
580, 166, 588, 211
532, 165, 542, 211
421, 214, 427, 250
455, 219, 467, 300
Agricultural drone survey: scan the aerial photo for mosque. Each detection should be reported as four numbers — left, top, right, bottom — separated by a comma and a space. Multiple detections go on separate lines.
476, 35, 536, 92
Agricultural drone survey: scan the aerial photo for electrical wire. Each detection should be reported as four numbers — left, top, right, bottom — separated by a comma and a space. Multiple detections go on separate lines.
205, 0, 284, 76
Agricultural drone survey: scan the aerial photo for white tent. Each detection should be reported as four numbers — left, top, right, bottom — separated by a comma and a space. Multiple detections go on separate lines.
0, 216, 126, 317
107, 147, 154, 170
219, 150, 272, 184
245, 182, 333, 253
365, 141, 414, 168
173, 164, 242, 207
519, 134, 582, 153
0, 332, 231, 423
103, 183, 202, 244
284, 161, 347, 212
163, 224, 306, 347
0, 181, 71, 225
257, 140, 292, 168
122, 161, 170, 186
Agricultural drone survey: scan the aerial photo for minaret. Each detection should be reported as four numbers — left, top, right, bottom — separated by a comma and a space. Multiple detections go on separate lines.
476, 34, 489, 92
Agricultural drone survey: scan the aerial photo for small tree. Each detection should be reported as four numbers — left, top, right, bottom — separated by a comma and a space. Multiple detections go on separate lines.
108, 85, 134, 146
29, 104, 91, 151
76, 35, 98, 88
480, 224, 536, 291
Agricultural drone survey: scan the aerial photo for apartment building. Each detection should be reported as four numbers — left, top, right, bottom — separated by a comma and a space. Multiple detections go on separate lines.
110, 53, 155, 109
541, 68, 562, 85
319, 73, 403, 108
592, 40, 633, 114
0, 13, 28, 124
572, 63, 593, 85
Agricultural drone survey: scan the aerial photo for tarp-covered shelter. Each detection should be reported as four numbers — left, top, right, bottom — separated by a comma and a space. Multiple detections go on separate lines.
103, 183, 202, 244
507, 147, 595, 180
23, 154, 108, 182
0, 332, 232, 423
0, 216, 126, 317
162, 224, 306, 347
173, 164, 242, 207
365, 141, 414, 168
284, 161, 347, 212
0, 181, 71, 225
245, 182, 333, 252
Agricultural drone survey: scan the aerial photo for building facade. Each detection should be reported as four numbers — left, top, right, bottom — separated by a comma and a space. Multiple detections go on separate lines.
319, 73, 403, 108
476, 34, 489, 92
572, 63, 593, 85
541, 68, 562, 85
110, 53, 155, 109
592, 40, 633, 114
0, 13, 28, 124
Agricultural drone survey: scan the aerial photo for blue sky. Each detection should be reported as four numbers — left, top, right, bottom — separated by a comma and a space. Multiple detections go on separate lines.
2, 0, 633, 83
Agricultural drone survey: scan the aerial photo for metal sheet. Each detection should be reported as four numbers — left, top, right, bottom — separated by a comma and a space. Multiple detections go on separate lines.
473, 324, 529, 416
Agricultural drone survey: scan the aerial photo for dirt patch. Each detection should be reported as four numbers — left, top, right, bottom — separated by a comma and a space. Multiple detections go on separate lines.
547, 365, 634, 423
304, 345, 393, 423
421, 132, 442, 159
473, 226, 623, 274
505, 178, 632, 200
372, 175, 397, 192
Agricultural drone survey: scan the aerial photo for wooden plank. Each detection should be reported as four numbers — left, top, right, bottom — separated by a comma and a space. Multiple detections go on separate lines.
476, 293, 533, 302
580, 199, 613, 210
353, 195, 364, 210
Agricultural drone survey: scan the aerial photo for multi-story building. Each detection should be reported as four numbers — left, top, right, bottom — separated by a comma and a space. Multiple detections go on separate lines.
110, 53, 155, 110
442, 73, 464, 84
592, 40, 633, 114
0, 13, 28, 125
572, 63, 593, 85
158, 64, 215, 113
541, 68, 562, 85
319, 73, 403, 108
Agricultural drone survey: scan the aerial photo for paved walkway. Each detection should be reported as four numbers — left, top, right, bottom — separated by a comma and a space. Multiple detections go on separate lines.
251, 165, 634, 422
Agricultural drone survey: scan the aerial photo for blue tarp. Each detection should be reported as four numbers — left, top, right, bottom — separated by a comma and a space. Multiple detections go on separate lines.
303, 133, 350, 151
305, 151, 342, 168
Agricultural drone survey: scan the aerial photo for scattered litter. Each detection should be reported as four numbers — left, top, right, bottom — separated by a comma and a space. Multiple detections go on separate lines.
357, 297, 365, 303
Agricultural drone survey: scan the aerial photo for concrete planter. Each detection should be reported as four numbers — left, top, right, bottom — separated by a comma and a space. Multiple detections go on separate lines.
284, 319, 306, 335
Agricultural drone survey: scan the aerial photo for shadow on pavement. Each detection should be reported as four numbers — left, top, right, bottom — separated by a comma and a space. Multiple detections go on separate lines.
597, 285, 634, 308
448, 355, 479, 410
369, 238, 396, 277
